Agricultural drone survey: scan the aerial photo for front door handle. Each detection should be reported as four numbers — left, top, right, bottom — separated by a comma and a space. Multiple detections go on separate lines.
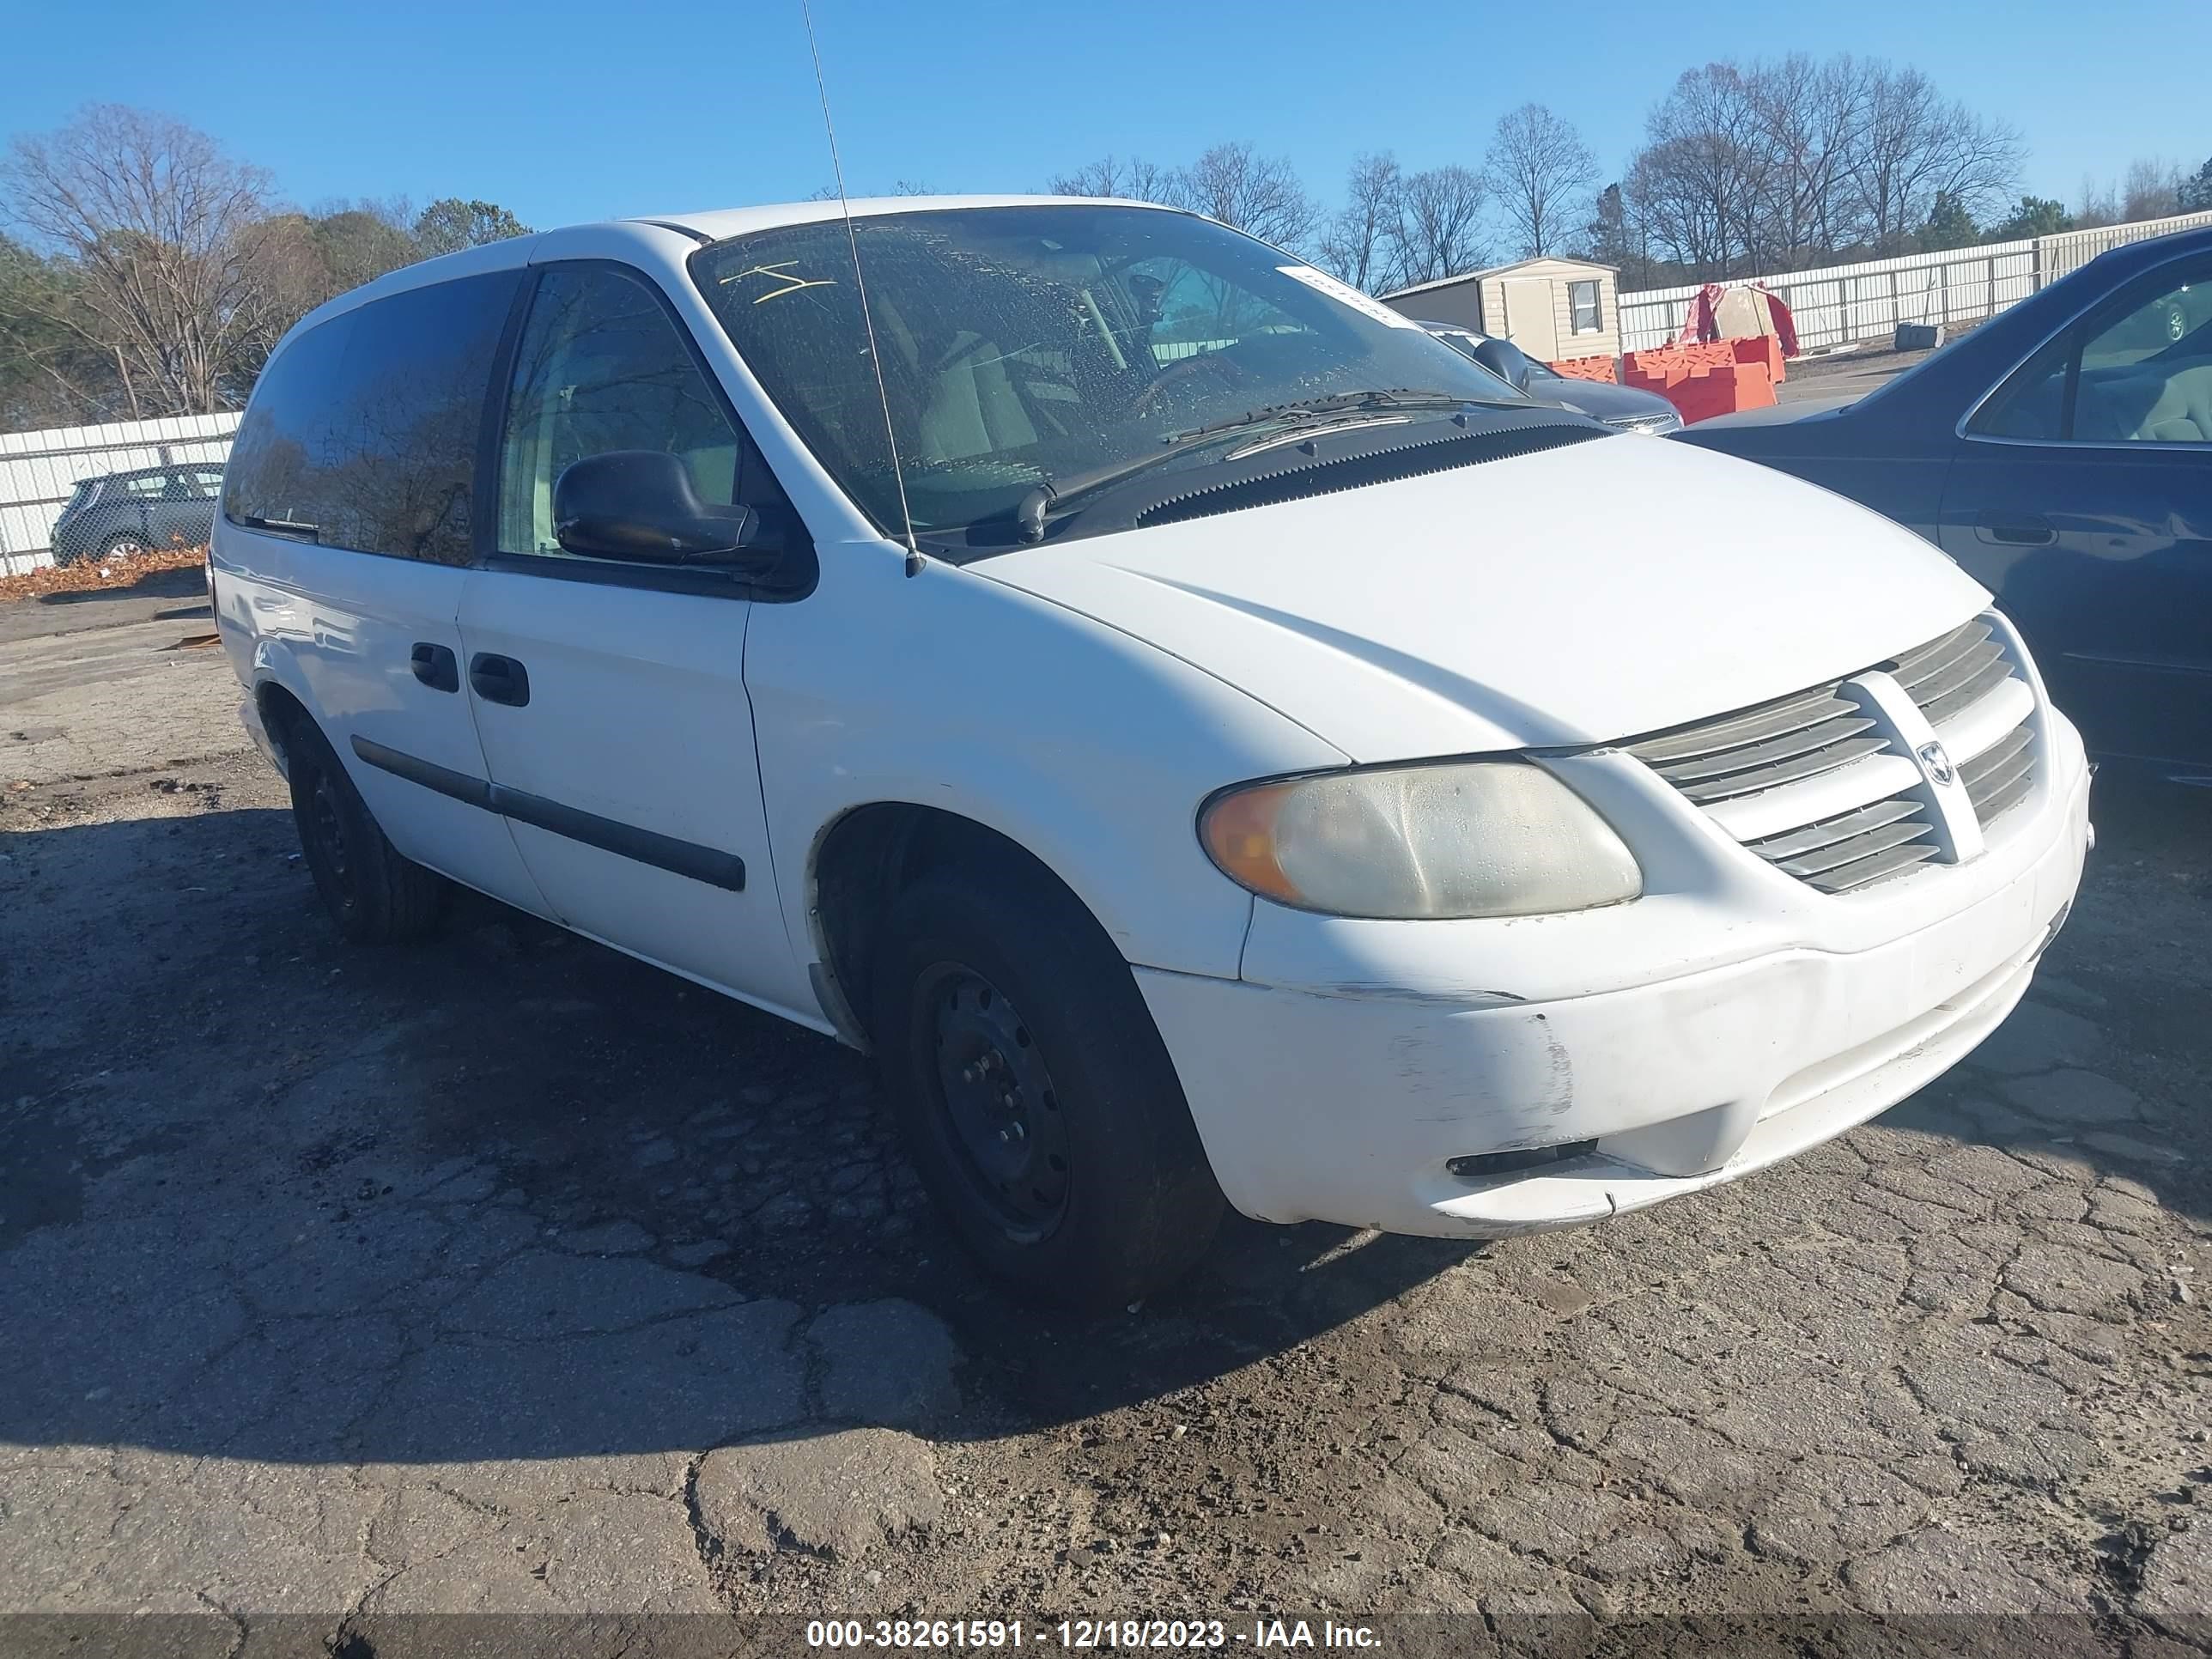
468, 653, 530, 707
410, 642, 459, 693
1976, 512, 2056, 546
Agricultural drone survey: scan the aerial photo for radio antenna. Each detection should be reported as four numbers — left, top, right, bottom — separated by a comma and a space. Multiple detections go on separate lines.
801, 0, 924, 576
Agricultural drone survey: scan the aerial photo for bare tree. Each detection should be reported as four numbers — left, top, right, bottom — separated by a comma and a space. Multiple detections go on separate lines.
1176, 143, 1319, 253
1047, 155, 1179, 204
1318, 152, 1401, 290
1632, 66, 1765, 279
1, 106, 278, 415
1744, 54, 1867, 269
1389, 166, 1488, 287
2074, 175, 2121, 229
1486, 104, 1597, 258
1845, 64, 2019, 252
1626, 57, 2019, 279
2121, 158, 2184, 222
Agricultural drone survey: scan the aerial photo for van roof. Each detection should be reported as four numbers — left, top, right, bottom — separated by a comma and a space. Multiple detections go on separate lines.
276, 194, 1181, 353
641, 194, 1175, 243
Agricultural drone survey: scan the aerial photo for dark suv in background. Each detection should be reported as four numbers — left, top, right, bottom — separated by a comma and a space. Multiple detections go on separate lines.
49, 464, 225, 565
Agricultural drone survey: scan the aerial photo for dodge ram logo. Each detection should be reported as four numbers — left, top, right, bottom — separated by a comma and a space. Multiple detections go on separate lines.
1916, 739, 1957, 787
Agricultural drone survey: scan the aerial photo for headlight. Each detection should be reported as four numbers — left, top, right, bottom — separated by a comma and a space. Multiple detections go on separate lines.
1199, 761, 1641, 920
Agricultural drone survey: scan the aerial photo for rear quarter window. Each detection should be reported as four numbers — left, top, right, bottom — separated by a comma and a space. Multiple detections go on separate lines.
225, 270, 520, 563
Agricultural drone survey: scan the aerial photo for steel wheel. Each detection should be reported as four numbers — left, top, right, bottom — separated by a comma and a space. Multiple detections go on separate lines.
279, 714, 448, 945
306, 766, 354, 897
872, 860, 1225, 1306
921, 963, 1072, 1241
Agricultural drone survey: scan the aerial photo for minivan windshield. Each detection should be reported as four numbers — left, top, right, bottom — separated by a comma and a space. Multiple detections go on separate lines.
690, 204, 1551, 543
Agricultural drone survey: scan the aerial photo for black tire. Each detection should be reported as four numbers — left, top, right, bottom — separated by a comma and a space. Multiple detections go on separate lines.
281, 714, 449, 945
100, 531, 150, 560
871, 860, 1224, 1309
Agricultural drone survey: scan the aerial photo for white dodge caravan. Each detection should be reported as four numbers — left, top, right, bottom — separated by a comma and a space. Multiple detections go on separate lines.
213, 197, 2091, 1305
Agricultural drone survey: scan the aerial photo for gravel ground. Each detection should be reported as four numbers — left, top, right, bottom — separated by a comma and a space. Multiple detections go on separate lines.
3, 574, 2210, 1653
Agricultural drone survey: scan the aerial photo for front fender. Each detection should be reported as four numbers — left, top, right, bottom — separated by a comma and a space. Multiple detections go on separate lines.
747, 541, 1348, 988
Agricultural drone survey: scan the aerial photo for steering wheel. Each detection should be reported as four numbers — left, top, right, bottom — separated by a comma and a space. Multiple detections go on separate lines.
1131, 349, 1251, 416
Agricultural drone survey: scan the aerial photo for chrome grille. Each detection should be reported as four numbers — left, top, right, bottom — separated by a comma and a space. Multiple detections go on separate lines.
1627, 684, 1881, 803
1886, 619, 2014, 725
1961, 723, 2035, 825
1624, 613, 2040, 894
1742, 797, 1941, 894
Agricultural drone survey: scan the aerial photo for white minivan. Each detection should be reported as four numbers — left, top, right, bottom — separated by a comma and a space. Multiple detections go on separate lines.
213, 197, 2091, 1305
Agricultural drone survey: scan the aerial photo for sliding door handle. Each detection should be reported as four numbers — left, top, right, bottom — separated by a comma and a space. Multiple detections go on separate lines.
410, 642, 459, 693
468, 653, 530, 707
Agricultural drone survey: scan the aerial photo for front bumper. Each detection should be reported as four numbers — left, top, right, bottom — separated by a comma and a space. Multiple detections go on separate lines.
1137, 726, 2090, 1238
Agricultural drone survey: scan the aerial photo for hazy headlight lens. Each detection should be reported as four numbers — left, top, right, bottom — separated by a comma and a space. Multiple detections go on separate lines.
1200, 762, 1640, 920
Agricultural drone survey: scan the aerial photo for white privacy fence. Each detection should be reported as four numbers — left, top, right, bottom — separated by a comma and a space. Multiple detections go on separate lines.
0, 412, 240, 576
1618, 210, 2212, 356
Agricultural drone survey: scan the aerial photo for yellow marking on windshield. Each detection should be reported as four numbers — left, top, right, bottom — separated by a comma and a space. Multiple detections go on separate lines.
720, 262, 840, 303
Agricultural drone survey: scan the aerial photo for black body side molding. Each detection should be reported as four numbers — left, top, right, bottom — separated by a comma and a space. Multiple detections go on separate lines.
349, 736, 746, 892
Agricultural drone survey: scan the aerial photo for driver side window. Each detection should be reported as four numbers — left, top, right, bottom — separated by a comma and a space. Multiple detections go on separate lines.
497, 264, 746, 558
1972, 256, 2212, 445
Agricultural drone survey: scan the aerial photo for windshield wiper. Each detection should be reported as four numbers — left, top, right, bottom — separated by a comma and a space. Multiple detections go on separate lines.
1012, 389, 1496, 543
237, 514, 321, 540
1166, 387, 1511, 443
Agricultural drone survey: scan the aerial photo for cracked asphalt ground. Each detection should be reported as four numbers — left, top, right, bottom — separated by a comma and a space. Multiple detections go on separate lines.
3, 571, 2211, 1652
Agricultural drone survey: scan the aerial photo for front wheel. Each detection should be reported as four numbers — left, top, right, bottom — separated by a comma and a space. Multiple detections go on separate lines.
872, 863, 1224, 1309
100, 532, 150, 561
282, 715, 449, 945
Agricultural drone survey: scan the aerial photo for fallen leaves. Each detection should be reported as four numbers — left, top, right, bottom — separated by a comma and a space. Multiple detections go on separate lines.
0, 543, 207, 604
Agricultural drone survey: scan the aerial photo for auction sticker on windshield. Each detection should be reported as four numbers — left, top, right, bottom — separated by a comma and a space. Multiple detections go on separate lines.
1276, 265, 1422, 329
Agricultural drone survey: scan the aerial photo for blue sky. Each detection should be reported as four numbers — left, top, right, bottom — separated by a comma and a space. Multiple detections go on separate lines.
6, 0, 2203, 230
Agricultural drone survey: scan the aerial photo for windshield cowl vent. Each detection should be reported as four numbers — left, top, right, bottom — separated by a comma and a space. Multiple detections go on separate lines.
1133, 422, 1606, 531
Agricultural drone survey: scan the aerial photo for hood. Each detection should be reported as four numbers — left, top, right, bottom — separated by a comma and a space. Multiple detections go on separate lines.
1548, 380, 1680, 425
1692, 393, 1859, 428
977, 432, 1989, 763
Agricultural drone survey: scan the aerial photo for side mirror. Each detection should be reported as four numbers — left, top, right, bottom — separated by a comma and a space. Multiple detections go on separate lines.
552, 451, 763, 565
1474, 341, 1530, 391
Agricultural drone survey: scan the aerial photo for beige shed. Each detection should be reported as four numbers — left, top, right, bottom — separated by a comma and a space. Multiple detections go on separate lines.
1380, 257, 1621, 365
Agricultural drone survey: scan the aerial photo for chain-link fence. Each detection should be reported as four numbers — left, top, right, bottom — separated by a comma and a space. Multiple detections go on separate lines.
0, 412, 239, 575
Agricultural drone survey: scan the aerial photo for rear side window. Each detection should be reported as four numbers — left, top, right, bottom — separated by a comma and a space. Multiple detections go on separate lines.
225, 271, 519, 562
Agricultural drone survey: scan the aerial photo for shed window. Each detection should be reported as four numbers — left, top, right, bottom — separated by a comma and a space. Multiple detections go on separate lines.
1569, 280, 1602, 335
